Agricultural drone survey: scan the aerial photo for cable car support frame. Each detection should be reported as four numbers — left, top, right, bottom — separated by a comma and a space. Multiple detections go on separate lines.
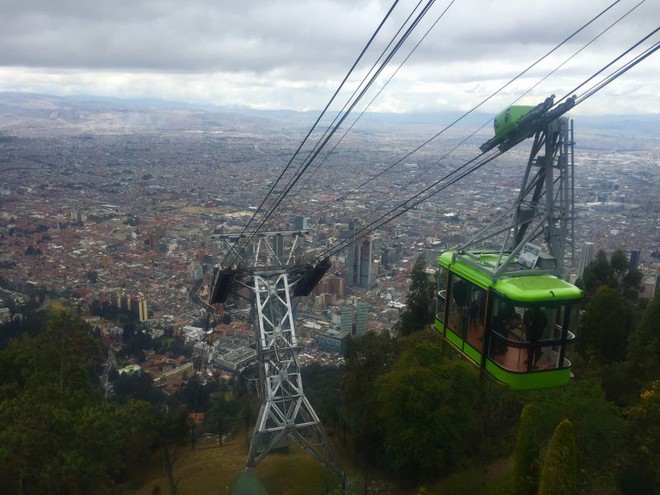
457, 103, 576, 280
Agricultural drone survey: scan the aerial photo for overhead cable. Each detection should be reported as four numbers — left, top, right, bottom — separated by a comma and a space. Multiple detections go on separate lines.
288, 0, 457, 201
362, 0, 646, 215
223, 0, 402, 266
241, 0, 439, 244
305, 0, 627, 220
563, 25, 659, 104
318, 26, 658, 259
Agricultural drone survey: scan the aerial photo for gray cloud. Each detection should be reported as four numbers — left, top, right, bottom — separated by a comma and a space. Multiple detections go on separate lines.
0, 0, 377, 71
0, 0, 657, 113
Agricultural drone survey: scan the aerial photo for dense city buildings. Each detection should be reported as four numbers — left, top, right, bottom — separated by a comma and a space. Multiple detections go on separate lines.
1, 93, 658, 378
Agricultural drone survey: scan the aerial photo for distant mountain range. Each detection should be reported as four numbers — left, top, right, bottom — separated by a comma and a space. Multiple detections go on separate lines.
0, 91, 658, 137
0, 91, 296, 135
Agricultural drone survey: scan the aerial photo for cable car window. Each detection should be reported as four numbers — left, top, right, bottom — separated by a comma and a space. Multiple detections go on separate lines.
436, 266, 448, 323
490, 298, 525, 371
465, 286, 486, 351
567, 304, 578, 336
522, 307, 550, 370
448, 275, 469, 337
491, 298, 523, 338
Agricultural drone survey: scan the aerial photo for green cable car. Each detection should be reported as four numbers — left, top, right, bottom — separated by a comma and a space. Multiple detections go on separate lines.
440, 97, 582, 389
435, 252, 581, 390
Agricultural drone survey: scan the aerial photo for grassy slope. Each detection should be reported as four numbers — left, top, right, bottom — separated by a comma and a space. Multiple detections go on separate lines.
135, 433, 514, 495
135, 436, 343, 495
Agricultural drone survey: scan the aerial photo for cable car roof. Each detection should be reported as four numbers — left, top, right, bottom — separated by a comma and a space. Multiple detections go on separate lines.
439, 251, 582, 303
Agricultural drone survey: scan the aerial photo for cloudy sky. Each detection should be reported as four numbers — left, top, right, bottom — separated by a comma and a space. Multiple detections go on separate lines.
0, 0, 658, 115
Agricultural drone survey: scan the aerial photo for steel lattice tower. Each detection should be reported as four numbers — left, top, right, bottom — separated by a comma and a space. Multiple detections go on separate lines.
209, 231, 344, 481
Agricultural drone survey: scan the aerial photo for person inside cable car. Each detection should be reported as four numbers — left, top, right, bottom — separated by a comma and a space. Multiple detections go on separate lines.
450, 277, 469, 338
467, 288, 486, 351
524, 308, 547, 370
491, 300, 515, 360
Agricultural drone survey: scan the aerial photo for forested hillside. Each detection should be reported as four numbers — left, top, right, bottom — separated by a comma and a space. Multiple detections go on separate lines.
0, 308, 189, 494
0, 250, 658, 494
337, 251, 659, 494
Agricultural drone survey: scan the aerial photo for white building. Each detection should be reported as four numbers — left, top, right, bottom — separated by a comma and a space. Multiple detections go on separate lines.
182, 325, 205, 343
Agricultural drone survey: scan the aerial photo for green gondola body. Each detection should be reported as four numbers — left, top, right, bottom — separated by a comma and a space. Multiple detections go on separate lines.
493, 105, 536, 139
435, 252, 582, 390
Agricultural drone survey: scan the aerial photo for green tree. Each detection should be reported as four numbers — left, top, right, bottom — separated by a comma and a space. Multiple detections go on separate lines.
301, 364, 344, 426
0, 308, 163, 493
45, 309, 101, 396
578, 286, 635, 364
204, 393, 243, 438
530, 379, 628, 488
580, 249, 643, 305
580, 250, 616, 302
471, 378, 523, 460
600, 295, 660, 406
112, 371, 165, 405
72, 399, 159, 485
611, 249, 644, 303
538, 419, 578, 495
398, 255, 435, 336
342, 332, 398, 464
621, 269, 644, 302
626, 296, 660, 390
376, 334, 480, 480
158, 406, 190, 495
619, 379, 660, 495
609, 249, 629, 277
512, 404, 541, 495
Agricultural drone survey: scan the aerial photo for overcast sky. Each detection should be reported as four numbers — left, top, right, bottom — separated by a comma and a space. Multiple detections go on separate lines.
0, 0, 658, 115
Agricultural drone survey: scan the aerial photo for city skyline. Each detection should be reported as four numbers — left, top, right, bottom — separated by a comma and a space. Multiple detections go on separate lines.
1, 95, 657, 317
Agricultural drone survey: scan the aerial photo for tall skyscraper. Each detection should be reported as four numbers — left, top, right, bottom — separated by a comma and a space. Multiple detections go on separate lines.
345, 220, 358, 286
381, 246, 389, 271
116, 292, 148, 322
358, 236, 373, 288
340, 306, 353, 334
630, 249, 640, 272
293, 216, 310, 231
344, 220, 375, 288
136, 297, 148, 322
355, 301, 369, 335
339, 300, 369, 335
577, 242, 595, 278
